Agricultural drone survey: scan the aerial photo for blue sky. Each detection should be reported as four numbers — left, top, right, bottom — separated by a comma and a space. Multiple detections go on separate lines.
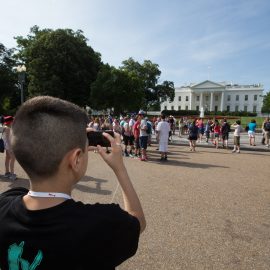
1, 0, 270, 92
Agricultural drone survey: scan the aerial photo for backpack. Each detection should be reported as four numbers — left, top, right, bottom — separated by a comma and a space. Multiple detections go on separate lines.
146, 122, 152, 134
265, 122, 270, 131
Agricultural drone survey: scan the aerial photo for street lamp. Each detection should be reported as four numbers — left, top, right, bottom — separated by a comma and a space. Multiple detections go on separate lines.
16, 65, 26, 104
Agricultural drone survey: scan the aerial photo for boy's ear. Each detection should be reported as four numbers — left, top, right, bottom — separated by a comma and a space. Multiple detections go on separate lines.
68, 148, 83, 172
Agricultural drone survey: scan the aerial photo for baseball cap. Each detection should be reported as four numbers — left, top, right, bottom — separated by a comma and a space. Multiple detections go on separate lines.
4, 116, 14, 125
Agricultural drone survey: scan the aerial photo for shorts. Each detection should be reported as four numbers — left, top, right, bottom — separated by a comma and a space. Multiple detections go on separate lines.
199, 128, 204, 134
248, 130, 255, 138
188, 135, 197, 141
123, 135, 134, 146
222, 133, 229, 140
214, 133, 219, 138
234, 136, 240, 146
139, 136, 148, 150
135, 137, 140, 149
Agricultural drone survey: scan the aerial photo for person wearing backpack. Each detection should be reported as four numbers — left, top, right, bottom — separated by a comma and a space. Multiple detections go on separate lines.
188, 119, 199, 152
221, 118, 230, 149
263, 117, 270, 147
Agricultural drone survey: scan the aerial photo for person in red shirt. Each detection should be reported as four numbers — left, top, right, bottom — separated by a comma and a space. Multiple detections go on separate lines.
213, 119, 221, 149
133, 116, 141, 158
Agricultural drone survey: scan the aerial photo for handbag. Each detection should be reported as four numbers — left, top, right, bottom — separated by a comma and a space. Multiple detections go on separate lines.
0, 128, 5, 153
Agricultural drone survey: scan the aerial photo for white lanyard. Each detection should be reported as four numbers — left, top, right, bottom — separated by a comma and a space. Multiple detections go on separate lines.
28, 191, 72, 200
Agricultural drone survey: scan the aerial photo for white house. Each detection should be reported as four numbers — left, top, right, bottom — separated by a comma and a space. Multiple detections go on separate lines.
161, 80, 264, 114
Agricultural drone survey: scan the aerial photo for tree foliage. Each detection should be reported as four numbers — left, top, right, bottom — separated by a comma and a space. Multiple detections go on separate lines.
262, 91, 270, 113
90, 64, 144, 114
15, 26, 102, 106
0, 43, 19, 114
120, 57, 175, 109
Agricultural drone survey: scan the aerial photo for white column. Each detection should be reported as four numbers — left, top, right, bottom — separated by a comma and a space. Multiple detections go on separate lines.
210, 92, 214, 111
199, 92, 203, 109
189, 92, 193, 110
220, 91, 224, 112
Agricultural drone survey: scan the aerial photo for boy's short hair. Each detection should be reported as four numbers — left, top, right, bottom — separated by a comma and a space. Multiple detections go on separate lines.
11, 96, 88, 179
236, 120, 241, 125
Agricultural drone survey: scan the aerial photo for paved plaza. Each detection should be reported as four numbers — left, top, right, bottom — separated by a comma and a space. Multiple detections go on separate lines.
0, 133, 269, 270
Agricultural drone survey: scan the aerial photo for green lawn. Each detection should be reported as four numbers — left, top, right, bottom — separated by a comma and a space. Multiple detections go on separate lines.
239, 116, 264, 127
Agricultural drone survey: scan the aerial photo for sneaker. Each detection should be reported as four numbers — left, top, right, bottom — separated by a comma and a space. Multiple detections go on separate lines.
164, 156, 168, 161
9, 173, 17, 180
236, 150, 240, 154
3, 172, 11, 178
232, 149, 236, 153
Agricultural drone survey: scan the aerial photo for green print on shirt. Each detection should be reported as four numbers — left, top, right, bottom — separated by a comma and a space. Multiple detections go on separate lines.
8, 241, 43, 270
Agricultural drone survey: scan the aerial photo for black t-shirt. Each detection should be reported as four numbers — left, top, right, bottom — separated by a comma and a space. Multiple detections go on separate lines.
0, 188, 140, 270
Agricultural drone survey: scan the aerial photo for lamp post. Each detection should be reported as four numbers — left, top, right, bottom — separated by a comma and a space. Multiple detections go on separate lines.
16, 65, 26, 104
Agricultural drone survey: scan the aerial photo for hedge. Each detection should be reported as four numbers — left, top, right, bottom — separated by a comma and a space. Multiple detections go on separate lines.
161, 110, 257, 117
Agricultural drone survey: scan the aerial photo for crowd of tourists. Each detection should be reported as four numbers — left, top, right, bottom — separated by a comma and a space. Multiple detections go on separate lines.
1, 112, 270, 180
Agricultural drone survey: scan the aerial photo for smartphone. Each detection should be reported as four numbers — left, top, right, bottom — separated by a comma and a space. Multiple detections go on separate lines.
87, 130, 114, 147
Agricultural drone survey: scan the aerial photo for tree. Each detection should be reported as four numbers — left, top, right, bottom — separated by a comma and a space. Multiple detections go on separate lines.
120, 57, 175, 110
90, 64, 144, 114
15, 26, 102, 106
262, 91, 270, 115
0, 43, 19, 114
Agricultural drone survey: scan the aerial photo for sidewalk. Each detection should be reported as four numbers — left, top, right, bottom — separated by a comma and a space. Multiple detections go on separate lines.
153, 132, 270, 152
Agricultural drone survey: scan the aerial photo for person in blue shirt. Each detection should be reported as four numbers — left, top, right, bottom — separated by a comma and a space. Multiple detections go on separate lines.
248, 119, 257, 146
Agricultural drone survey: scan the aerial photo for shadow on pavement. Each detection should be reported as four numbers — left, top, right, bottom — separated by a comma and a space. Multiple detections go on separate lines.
0, 176, 30, 189
75, 175, 112, 195
146, 158, 229, 169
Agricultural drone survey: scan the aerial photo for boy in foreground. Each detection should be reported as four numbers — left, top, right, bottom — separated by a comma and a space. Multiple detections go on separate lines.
0, 96, 146, 270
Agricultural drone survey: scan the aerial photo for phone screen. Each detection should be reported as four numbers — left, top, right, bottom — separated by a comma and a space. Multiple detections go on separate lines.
87, 130, 114, 147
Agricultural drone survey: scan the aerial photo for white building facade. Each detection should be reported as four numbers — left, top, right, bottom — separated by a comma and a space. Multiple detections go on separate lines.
161, 80, 264, 114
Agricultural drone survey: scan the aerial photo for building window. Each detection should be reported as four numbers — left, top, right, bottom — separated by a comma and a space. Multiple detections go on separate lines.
253, 105, 257, 112
254, 95, 257, 101
171, 106, 174, 110
186, 96, 189, 102
227, 105, 230, 112
185, 105, 188, 110
178, 106, 181, 110
235, 105, 239, 112
178, 96, 181, 101
236, 95, 239, 101
196, 96, 200, 102
215, 106, 218, 112
244, 106, 248, 112
215, 95, 218, 101
164, 106, 167, 110
227, 95, 231, 101
196, 106, 199, 111
205, 96, 209, 101
245, 95, 248, 101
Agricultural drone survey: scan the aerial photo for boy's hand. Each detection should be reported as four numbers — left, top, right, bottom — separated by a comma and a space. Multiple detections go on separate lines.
97, 132, 125, 172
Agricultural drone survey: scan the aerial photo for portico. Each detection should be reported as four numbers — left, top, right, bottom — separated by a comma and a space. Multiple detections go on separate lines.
190, 81, 226, 112
160, 80, 264, 114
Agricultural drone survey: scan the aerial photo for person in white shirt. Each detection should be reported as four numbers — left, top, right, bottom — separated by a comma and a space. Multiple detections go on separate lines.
231, 120, 243, 153
156, 114, 171, 161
